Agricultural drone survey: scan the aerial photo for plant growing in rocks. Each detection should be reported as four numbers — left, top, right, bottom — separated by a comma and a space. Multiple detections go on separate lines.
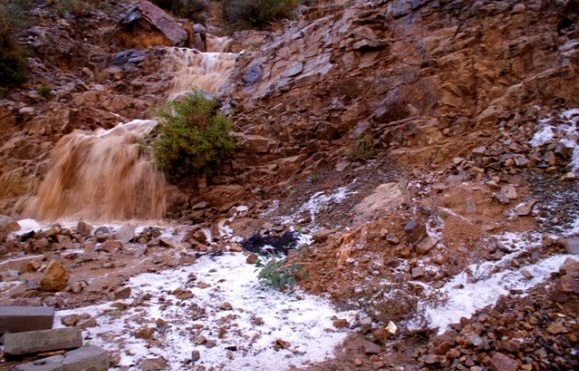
223, 0, 300, 30
0, 0, 31, 92
348, 133, 376, 162
152, 92, 235, 183
255, 257, 305, 292
152, 0, 208, 22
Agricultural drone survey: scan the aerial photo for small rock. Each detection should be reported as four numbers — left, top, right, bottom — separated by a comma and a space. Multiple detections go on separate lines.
561, 237, 579, 254
18, 106, 34, 116
98, 240, 123, 253
386, 233, 400, 244
219, 302, 233, 311
94, 226, 110, 242
139, 357, 167, 371
135, 327, 155, 340
490, 352, 518, 371
192, 201, 208, 210
113, 224, 135, 243
333, 319, 348, 329
515, 200, 536, 216
373, 327, 389, 344
411, 266, 425, 278
422, 354, 442, 365
404, 220, 426, 244
273, 338, 290, 350
61, 314, 80, 327
155, 318, 168, 330
191, 350, 200, 363
521, 269, 533, 280
114, 287, 132, 300
361, 340, 381, 355
191, 230, 208, 244
246, 253, 258, 264
546, 321, 566, 335
77, 317, 97, 329
415, 236, 437, 255
172, 288, 194, 300
229, 243, 242, 252
494, 185, 518, 204
560, 171, 576, 181
40, 260, 69, 292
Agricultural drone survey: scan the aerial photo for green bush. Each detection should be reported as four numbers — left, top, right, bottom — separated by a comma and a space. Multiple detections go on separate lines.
223, 0, 299, 30
153, 0, 207, 20
152, 93, 235, 183
256, 257, 304, 292
0, 51, 28, 89
0, 0, 31, 91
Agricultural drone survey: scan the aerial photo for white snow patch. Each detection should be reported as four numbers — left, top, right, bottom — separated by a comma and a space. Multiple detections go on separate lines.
55, 253, 355, 370
419, 254, 573, 334
409, 229, 572, 334
14, 218, 42, 235
530, 125, 555, 147
530, 108, 579, 171
281, 186, 354, 227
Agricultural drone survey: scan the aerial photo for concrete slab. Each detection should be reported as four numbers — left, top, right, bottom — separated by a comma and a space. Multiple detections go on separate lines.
12, 346, 109, 371
0, 306, 54, 334
3, 327, 82, 356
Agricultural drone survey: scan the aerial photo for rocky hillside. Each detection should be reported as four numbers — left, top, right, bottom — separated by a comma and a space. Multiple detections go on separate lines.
0, 0, 578, 370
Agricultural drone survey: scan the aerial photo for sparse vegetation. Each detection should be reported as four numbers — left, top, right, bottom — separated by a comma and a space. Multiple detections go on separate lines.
153, 0, 208, 21
347, 132, 375, 162
255, 257, 305, 292
223, 0, 300, 30
0, 0, 32, 93
49, 0, 96, 17
37, 84, 52, 98
152, 92, 235, 183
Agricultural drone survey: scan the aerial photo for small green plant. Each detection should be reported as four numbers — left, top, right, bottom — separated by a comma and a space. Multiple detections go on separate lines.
37, 84, 52, 98
347, 133, 375, 162
256, 257, 305, 292
152, 92, 235, 183
223, 0, 300, 30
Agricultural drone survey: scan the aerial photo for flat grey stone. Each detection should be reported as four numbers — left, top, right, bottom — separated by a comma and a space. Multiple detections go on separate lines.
4, 327, 82, 356
13, 345, 109, 371
0, 306, 54, 334
13, 355, 64, 371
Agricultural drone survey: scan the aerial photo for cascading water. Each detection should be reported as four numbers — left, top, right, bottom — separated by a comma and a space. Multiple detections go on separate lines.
28, 120, 167, 221
164, 48, 238, 100
28, 42, 238, 221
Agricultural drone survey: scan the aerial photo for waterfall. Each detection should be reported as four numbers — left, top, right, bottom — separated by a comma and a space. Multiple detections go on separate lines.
28, 120, 167, 221
164, 48, 238, 100
26, 39, 238, 221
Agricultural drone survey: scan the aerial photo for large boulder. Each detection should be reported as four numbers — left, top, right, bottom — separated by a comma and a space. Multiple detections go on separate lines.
120, 0, 188, 47
40, 260, 70, 292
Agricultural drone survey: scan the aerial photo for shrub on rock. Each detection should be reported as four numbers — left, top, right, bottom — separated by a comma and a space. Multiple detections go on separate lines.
223, 0, 299, 30
152, 92, 235, 183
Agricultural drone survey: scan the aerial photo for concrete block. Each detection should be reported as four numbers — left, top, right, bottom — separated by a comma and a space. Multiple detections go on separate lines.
4, 328, 82, 356
63, 345, 109, 371
13, 346, 109, 371
0, 306, 54, 334
13, 355, 65, 371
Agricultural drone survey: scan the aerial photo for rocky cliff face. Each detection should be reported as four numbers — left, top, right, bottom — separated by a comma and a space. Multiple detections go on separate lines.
228, 0, 578, 194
